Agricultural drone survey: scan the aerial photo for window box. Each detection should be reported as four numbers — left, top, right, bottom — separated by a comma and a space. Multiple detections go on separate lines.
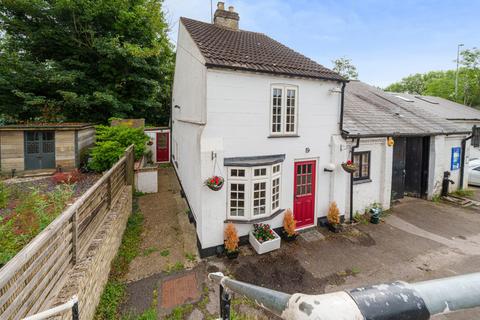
249, 229, 281, 254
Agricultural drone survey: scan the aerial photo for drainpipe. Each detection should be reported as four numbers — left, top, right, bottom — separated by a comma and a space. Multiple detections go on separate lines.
460, 134, 473, 189
350, 138, 360, 222
339, 82, 347, 133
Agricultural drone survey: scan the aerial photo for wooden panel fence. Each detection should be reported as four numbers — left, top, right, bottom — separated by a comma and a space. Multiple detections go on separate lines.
0, 145, 135, 320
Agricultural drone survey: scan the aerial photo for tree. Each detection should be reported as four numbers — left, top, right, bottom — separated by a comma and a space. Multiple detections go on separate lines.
0, 0, 174, 125
384, 47, 480, 107
332, 57, 358, 80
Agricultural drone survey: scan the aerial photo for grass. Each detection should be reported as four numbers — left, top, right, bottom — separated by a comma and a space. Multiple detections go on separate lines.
0, 183, 74, 266
165, 304, 193, 320
122, 289, 158, 320
142, 246, 158, 257
185, 252, 196, 262
160, 249, 170, 257
353, 212, 369, 225
94, 198, 144, 320
451, 188, 475, 198
165, 261, 184, 274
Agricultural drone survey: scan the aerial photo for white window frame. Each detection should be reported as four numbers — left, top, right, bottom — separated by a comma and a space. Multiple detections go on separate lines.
227, 164, 282, 220
270, 85, 299, 136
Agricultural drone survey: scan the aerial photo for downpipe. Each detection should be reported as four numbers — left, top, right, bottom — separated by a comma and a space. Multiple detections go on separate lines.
209, 272, 480, 320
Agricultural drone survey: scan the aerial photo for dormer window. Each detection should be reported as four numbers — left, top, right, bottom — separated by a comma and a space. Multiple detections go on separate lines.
270, 86, 298, 135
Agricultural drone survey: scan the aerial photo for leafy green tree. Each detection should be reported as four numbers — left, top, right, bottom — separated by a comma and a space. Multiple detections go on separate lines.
332, 57, 358, 80
385, 48, 480, 107
0, 0, 174, 125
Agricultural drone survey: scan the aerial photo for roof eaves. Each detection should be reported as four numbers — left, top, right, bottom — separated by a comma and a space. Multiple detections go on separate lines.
205, 62, 347, 83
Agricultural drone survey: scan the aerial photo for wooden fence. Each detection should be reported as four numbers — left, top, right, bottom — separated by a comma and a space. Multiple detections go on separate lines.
0, 145, 135, 320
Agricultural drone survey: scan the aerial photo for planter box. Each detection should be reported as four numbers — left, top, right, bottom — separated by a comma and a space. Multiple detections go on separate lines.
249, 230, 281, 254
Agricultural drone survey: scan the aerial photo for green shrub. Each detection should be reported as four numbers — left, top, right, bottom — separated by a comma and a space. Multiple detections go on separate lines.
88, 125, 149, 172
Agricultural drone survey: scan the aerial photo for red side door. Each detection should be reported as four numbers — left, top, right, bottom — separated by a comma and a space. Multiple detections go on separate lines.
293, 160, 316, 228
156, 132, 169, 162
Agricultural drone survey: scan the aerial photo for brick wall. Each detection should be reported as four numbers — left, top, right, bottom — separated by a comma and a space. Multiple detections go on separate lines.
53, 186, 132, 320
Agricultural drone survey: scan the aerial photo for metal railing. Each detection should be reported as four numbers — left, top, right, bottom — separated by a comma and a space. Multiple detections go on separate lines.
22, 296, 78, 320
209, 272, 480, 319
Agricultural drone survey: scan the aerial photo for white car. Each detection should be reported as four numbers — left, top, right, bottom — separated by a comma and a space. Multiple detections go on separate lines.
469, 164, 480, 186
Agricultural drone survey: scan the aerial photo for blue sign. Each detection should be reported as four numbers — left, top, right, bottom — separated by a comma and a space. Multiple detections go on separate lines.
451, 147, 461, 170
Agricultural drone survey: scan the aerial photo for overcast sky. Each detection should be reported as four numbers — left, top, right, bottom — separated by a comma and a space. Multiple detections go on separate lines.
163, 0, 478, 88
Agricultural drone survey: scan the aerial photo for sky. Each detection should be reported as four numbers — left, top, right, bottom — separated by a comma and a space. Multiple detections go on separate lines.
162, 0, 479, 88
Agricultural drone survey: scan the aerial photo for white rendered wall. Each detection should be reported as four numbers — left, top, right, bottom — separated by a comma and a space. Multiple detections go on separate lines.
172, 22, 207, 124
135, 169, 158, 193
198, 69, 346, 248
171, 20, 208, 238
428, 134, 467, 197
348, 138, 392, 215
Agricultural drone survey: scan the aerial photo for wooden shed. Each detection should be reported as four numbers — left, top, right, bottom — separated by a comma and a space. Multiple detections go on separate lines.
0, 123, 95, 174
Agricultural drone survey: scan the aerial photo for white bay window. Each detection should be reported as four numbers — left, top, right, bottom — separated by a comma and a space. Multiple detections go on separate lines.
270, 85, 298, 135
227, 164, 282, 220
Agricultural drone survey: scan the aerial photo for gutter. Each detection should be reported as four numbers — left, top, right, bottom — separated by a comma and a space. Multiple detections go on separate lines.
342, 131, 471, 139
350, 138, 360, 222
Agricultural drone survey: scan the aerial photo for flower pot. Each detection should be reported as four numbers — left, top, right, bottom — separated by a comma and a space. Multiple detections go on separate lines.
282, 232, 298, 242
341, 163, 358, 173
206, 179, 224, 191
249, 230, 281, 254
226, 250, 239, 259
370, 207, 381, 224
328, 223, 341, 233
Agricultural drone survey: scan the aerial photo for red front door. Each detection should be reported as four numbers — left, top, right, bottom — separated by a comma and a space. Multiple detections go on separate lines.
156, 132, 169, 162
294, 160, 316, 228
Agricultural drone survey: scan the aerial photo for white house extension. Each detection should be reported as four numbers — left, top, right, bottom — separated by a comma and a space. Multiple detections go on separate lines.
172, 2, 473, 256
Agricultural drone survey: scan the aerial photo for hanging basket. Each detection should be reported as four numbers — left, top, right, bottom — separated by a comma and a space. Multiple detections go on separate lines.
341, 162, 358, 173
205, 176, 224, 191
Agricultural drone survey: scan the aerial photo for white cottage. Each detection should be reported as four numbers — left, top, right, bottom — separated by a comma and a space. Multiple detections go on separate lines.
172, 2, 472, 256
172, 3, 350, 256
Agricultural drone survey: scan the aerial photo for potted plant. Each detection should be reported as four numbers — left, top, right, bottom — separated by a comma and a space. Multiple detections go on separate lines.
282, 209, 298, 241
205, 175, 224, 191
327, 202, 342, 233
249, 223, 281, 254
224, 223, 239, 259
369, 203, 382, 224
341, 160, 358, 173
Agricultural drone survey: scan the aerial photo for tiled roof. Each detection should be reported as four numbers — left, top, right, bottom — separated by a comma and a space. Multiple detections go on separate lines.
180, 17, 344, 81
0, 122, 94, 131
343, 81, 469, 137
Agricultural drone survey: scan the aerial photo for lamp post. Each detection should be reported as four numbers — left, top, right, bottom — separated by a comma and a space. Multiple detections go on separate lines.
455, 43, 464, 101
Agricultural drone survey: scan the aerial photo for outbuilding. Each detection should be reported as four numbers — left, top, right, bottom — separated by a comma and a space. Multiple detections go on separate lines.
144, 127, 171, 163
0, 123, 95, 175
343, 81, 471, 216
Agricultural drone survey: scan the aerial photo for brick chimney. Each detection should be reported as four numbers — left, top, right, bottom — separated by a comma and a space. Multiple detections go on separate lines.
214, 2, 239, 30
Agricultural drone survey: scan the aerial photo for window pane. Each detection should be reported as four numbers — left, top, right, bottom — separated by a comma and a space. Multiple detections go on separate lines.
230, 183, 245, 216
272, 177, 280, 210
286, 89, 296, 133
252, 181, 267, 216
272, 88, 283, 133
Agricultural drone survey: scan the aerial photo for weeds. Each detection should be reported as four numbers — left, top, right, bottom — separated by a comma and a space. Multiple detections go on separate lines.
165, 261, 184, 274
160, 249, 170, 257
451, 188, 474, 198
0, 184, 74, 266
95, 198, 144, 319
142, 247, 158, 257
165, 304, 193, 320
185, 252, 196, 262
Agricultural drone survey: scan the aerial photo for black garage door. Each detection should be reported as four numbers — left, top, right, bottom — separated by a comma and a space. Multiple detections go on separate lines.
24, 131, 56, 170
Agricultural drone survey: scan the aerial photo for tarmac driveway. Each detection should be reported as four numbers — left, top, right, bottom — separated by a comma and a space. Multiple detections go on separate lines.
214, 197, 480, 319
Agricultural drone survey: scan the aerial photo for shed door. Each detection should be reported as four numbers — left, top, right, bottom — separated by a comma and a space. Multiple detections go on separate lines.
25, 131, 56, 170
391, 137, 406, 200
156, 132, 169, 162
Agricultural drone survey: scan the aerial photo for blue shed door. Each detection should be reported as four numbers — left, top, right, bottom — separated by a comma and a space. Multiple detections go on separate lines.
24, 131, 56, 170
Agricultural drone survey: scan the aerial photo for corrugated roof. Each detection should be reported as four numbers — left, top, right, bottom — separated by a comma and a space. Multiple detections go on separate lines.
388, 93, 480, 121
180, 17, 345, 82
0, 122, 94, 131
343, 81, 469, 137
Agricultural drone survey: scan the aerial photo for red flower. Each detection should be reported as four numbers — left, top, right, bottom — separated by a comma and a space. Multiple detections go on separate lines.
347, 160, 352, 165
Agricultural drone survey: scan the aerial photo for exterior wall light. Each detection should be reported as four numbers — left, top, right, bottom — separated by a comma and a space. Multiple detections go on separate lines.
387, 137, 395, 147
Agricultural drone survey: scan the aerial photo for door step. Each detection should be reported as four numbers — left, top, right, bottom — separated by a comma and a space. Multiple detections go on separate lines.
442, 195, 480, 207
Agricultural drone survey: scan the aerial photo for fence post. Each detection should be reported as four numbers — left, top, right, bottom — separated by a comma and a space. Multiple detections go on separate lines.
71, 210, 78, 265
125, 146, 135, 191
107, 176, 112, 209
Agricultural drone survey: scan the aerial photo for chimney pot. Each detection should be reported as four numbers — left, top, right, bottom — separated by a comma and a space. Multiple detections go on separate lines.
214, 2, 239, 30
